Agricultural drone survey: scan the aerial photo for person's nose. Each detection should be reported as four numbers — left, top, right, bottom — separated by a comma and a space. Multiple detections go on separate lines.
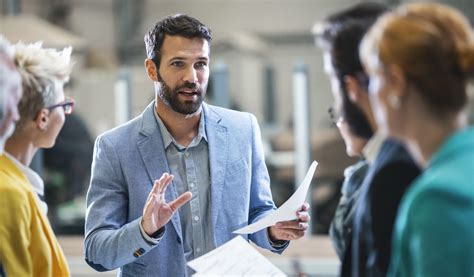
12, 109, 20, 122
183, 66, 198, 84
10, 102, 20, 122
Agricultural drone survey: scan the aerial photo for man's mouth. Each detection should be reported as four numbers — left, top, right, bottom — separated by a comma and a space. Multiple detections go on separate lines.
177, 90, 201, 102
178, 90, 200, 96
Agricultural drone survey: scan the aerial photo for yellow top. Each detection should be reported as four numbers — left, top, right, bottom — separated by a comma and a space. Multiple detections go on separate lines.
0, 154, 70, 276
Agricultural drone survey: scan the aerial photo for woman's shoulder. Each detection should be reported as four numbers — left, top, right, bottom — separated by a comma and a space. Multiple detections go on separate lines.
0, 171, 30, 198
401, 171, 474, 226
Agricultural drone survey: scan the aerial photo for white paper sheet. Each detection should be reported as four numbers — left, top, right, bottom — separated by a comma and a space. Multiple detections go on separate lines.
187, 236, 286, 276
233, 160, 318, 235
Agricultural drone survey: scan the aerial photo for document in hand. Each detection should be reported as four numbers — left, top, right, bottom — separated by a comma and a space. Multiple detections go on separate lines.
233, 160, 318, 235
187, 236, 286, 276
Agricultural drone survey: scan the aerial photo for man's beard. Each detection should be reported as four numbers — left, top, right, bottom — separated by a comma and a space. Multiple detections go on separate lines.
157, 77, 206, 115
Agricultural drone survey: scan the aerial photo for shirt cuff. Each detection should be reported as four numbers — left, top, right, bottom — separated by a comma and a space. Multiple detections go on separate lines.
139, 219, 165, 245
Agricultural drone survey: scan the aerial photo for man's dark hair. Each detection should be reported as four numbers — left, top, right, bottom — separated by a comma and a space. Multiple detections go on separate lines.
313, 2, 389, 139
144, 14, 212, 67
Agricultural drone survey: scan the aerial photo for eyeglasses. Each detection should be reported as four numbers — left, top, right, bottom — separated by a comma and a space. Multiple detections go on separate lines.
47, 98, 75, 115
328, 106, 344, 127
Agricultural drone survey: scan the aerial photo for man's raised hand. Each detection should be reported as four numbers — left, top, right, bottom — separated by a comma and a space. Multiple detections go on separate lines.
141, 173, 192, 235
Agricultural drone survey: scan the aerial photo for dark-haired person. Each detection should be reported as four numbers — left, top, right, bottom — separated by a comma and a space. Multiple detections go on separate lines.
84, 14, 310, 276
313, 2, 420, 276
361, 3, 474, 276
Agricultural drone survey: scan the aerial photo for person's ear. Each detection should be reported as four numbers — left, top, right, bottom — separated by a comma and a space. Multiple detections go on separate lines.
386, 64, 407, 99
344, 75, 365, 104
145, 58, 159, 81
35, 108, 49, 131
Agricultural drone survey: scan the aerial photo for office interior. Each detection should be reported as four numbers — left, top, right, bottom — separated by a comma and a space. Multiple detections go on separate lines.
1, 0, 473, 275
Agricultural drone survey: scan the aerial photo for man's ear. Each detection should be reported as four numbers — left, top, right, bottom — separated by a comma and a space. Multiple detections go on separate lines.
145, 58, 159, 81
344, 75, 365, 104
35, 109, 49, 131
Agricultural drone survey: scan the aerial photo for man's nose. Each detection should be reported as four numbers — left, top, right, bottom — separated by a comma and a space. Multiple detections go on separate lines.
183, 66, 198, 83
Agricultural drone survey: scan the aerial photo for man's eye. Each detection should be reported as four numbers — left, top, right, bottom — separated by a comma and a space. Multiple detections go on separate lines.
171, 61, 184, 67
195, 61, 207, 69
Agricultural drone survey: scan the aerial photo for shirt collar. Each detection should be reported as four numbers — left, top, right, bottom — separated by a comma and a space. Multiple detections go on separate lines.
153, 107, 207, 150
363, 131, 386, 164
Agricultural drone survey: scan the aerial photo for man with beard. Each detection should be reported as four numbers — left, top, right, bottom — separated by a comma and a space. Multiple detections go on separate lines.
84, 14, 310, 276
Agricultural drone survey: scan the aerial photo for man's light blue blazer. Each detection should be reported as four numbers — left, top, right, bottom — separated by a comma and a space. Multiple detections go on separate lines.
84, 101, 285, 276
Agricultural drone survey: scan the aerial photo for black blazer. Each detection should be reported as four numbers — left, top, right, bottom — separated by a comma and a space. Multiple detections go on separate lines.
341, 139, 420, 277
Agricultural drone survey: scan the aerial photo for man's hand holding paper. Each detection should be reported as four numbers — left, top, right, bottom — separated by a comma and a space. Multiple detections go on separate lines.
234, 161, 318, 242
268, 202, 310, 241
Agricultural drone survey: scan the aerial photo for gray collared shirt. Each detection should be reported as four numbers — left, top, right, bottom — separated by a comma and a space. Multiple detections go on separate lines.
153, 108, 215, 262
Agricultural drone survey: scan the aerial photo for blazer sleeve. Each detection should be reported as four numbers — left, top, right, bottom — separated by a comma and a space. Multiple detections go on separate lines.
84, 135, 158, 271
0, 185, 33, 276
246, 114, 288, 254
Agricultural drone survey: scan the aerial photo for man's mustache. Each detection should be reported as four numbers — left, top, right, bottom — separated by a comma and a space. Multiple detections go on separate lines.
176, 82, 202, 93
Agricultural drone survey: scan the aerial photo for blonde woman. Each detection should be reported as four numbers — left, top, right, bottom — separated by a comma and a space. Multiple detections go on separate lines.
0, 42, 73, 276
360, 3, 474, 276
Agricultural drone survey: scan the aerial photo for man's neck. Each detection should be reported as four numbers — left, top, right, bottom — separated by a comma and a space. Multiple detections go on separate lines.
155, 99, 202, 147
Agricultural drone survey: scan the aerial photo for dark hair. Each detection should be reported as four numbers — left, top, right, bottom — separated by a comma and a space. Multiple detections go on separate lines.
313, 2, 389, 139
144, 14, 212, 67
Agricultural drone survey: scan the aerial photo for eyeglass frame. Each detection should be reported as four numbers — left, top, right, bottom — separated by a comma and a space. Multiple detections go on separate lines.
46, 97, 75, 115
328, 106, 344, 127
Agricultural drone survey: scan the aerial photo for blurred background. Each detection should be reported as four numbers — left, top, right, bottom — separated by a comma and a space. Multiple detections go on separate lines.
1, 0, 473, 275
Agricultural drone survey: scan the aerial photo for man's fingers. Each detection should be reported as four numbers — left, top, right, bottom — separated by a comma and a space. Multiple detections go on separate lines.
298, 222, 309, 230
150, 173, 173, 196
160, 174, 174, 194
143, 194, 157, 218
276, 219, 308, 230
296, 202, 310, 213
169, 192, 192, 212
278, 229, 305, 240
149, 181, 160, 199
151, 174, 166, 195
291, 230, 305, 239
297, 211, 310, 223
286, 229, 306, 240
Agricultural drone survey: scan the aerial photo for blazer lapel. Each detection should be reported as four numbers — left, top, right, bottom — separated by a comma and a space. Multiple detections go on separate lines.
203, 104, 228, 236
136, 102, 183, 240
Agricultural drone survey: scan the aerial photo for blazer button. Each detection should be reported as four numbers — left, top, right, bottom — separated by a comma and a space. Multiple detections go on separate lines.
133, 248, 146, 258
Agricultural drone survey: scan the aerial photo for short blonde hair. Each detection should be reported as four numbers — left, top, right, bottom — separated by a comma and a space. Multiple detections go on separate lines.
13, 42, 73, 129
360, 3, 474, 115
